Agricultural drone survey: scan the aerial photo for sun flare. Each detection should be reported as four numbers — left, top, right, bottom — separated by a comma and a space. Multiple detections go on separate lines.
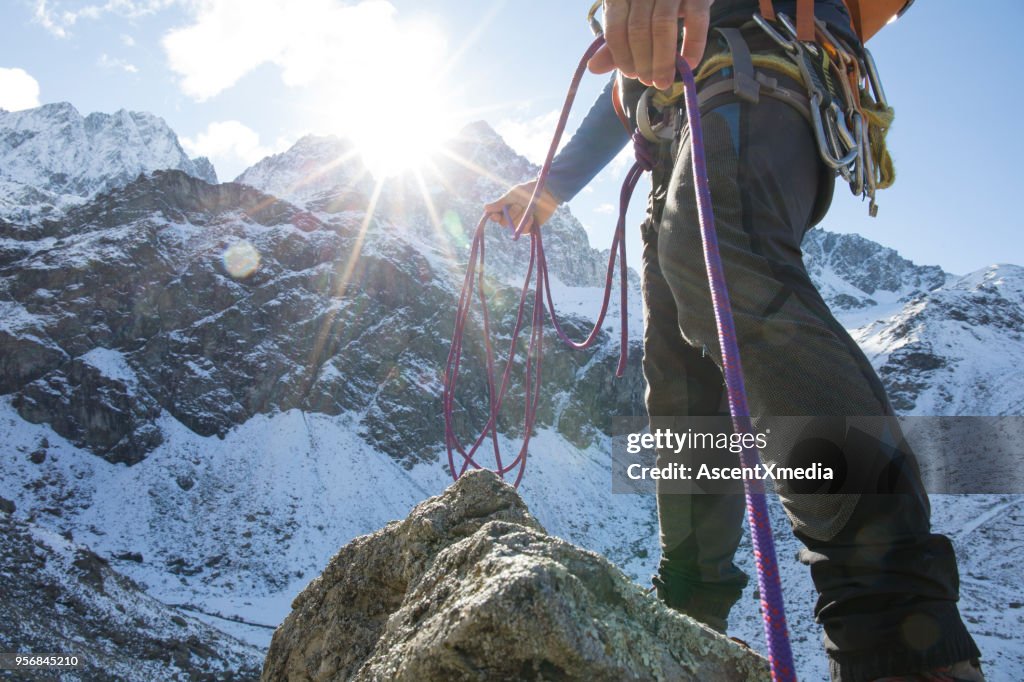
313, 13, 457, 179
348, 82, 457, 179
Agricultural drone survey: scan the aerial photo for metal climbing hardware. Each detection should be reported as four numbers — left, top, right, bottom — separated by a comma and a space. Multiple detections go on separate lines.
636, 86, 679, 144
753, 10, 895, 216
621, 7, 896, 217
776, 14, 859, 170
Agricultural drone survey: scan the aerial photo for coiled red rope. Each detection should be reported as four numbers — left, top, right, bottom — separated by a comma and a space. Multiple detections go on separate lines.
442, 35, 795, 680
443, 37, 631, 488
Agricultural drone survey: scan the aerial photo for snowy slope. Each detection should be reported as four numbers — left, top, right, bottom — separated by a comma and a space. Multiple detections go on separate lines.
0, 399, 658, 651
0, 506, 262, 679
802, 227, 947, 324
0, 103, 216, 223
851, 264, 1024, 415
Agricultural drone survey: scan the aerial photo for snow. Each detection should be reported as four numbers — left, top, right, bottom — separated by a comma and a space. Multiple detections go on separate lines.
2, 511, 261, 678
544, 274, 644, 343
79, 348, 137, 386
0, 300, 51, 333
0, 398, 654, 645
0, 103, 216, 222
234, 134, 367, 207
848, 263, 1024, 416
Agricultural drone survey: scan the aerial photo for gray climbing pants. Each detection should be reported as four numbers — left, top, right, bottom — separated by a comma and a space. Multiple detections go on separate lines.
640, 35, 980, 680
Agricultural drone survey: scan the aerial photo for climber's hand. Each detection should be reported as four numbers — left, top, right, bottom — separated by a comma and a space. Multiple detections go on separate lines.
484, 181, 560, 233
588, 0, 714, 90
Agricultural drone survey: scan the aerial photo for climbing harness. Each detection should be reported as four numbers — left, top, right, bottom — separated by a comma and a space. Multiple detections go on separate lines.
443, 19, 804, 682
640, 9, 897, 217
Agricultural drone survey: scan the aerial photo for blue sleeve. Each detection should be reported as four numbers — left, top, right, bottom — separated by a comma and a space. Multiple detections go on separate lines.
544, 76, 632, 204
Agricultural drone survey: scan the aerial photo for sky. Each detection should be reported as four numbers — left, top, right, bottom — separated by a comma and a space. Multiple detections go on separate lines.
1, 0, 1022, 276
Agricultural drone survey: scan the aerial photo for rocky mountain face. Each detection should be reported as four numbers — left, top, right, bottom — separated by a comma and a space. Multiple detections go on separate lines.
0, 123, 645, 467
0, 112, 1022, 680
234, 134, 372, 211
263, 470, 768, 681
801, 228, 948, 313
0, 103, 216, 223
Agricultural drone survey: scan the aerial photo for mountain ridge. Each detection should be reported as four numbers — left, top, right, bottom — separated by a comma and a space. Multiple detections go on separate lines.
0, 102, 217, 224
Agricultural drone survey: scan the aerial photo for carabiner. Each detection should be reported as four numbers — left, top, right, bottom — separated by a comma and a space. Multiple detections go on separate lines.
636, 86, 677, 144
862, 47, 888, 108
587, 0, 603, 37
810, 93, 859, 170
777, 13, 819, 55
852, 111, 866, 196
753, 13, 798, 54
832, 104, 857, 150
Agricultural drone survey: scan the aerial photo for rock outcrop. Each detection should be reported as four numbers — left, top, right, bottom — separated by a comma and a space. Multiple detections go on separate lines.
262, 470, 768, 681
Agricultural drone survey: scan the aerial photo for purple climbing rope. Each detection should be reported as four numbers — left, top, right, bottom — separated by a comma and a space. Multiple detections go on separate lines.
670, 51, 797, 682
442, 35, 795, 680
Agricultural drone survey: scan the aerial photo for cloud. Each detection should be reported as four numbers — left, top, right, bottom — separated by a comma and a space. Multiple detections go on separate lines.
164, 0, 453, 180
34, 0, 175, 38
495, 110, 562, 165
34, 0, 69, 37
98, 53, 139, 73
594, 202, 615, 214
0, 68, 42, 111
120, 33, 135, 47
162, 0, 445, 102
180, 120, 284, 179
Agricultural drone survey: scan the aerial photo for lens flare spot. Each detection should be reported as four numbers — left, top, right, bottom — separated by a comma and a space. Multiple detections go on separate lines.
443, 209, 465, 247
223, 241, 260, 279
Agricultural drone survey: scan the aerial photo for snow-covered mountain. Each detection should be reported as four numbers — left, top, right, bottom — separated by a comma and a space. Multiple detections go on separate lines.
0, 113, 1021, 680
802, 227, 948, 319
853, 264, 1024, 415
234, 134, 371, 211
0, 103, 217, 223
802, 230, 1024, 416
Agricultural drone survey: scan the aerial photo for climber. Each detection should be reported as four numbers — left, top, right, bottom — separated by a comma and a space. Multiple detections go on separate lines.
484, 1, 984, 680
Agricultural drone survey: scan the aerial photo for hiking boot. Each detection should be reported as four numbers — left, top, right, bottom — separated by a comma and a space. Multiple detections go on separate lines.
871, 659, 985, 681
650, 574, 731, 633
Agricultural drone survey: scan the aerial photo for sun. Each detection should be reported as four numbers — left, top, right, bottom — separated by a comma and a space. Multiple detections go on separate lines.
348, 78, 458, 179
313, 14, 457, 180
